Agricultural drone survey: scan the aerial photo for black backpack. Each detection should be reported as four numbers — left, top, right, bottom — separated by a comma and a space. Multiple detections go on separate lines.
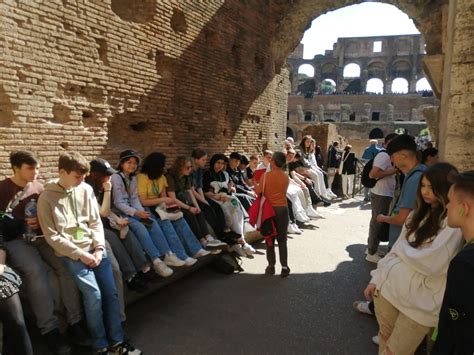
361, 150, 386, 188
211, 253, 244, 274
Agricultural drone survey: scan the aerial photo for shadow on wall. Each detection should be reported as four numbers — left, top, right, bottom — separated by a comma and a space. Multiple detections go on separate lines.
105, 0, 288, 160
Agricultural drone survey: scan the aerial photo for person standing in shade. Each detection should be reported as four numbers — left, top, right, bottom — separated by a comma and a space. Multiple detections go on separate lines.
255, 151, 290, 277
365, 133, 398, 263
362, 139, 381, 201
377, 135, 426, 247
433, 171, 474, 354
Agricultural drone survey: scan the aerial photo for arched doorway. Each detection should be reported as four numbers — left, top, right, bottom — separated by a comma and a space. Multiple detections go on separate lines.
286, 126, 294, 138
369, 128, 384, 139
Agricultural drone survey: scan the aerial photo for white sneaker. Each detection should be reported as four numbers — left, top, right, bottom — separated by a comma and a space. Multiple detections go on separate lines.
152, 259, 173, 277
206, 238, 227, 249
242, 243, 256, 256
365, 253, 382, 264
193, 249, 211, 258
353, 301, 374, 315
230, 244, 247, 258
295, 213, 310, 223
306, 207, 323, 219
288, 223, 299, 234
292, 223, 303, 234
372, 335, 379, 345
184, 257, 197, 266
164, 253, 186, 267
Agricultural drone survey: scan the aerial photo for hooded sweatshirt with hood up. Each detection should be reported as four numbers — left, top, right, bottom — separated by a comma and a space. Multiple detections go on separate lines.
37, 179, 105, 260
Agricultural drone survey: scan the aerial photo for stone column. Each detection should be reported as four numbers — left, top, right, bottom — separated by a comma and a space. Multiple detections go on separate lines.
387, 104, 394, 121
360, 68, 368, 93
317, 104, 325, 122
336, 68, 344, 93
384, 80, 392, 94
313, 63, 321, 94
361, 103, 371, 122
438, 0, 474, 171
409, 78, 417, 93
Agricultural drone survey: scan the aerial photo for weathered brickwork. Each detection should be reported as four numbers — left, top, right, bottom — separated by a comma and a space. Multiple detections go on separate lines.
0, 0, 472, 179
0, 0, 289, 179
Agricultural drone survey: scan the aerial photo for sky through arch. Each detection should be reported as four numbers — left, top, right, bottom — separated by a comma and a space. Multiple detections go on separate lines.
299, 3, 419, 76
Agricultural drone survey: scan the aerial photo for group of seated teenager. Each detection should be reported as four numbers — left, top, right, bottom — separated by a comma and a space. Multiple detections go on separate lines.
0, 151, 142, 355
0, 147, 270, 354
0, 140, 352, 355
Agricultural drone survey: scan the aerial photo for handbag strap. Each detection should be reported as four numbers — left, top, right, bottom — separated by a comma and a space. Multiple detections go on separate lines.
261, 172, 267, 195
5, 183, 30, 213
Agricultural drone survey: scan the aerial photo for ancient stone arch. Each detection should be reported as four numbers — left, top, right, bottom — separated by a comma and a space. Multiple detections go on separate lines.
367, 60, 387, 80
0, 0, 472, 178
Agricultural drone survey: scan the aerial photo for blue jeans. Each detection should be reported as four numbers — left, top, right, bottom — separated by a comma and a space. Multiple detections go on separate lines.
151, 216, 192, 260
128, 216, 171, 260
61, 252, 123, 350
171, 218, 202, 256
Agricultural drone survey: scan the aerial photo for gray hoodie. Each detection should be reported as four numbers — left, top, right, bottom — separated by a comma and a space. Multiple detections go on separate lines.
37, 179, 105, 260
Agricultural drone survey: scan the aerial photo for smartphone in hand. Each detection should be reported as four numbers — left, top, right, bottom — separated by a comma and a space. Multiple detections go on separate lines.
140, 218, 153, 227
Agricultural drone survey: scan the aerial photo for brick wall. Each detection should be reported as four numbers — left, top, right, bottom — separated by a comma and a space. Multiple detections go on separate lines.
0, 0, 289, 180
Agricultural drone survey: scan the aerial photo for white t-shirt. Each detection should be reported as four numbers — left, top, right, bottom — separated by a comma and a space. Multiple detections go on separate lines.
370, 151, 395, 197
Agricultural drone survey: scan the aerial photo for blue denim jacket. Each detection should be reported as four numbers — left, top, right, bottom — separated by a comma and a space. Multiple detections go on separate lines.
111, 172, 145, 217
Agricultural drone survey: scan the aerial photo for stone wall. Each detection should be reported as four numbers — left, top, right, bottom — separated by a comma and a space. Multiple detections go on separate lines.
0, 0, 472, 179
437, 0, 474, 171
0, 0, 289, 179
288, 94, 437, 123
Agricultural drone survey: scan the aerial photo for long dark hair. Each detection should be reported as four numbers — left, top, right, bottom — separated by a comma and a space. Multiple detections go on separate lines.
299, 135, 312, 154
85, 172, 106, 204
209, 154, 226, 172
405, 163, 459, 248
141, 152, 166, 180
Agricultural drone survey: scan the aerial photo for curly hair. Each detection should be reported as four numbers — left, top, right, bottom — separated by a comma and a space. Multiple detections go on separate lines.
140, 152, 166, 180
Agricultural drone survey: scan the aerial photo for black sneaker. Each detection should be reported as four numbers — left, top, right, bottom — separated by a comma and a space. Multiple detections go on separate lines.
109, 341, 143, 354
138, 270, 161, 283
127, 274, 149, 293
44, 328, 71, 355
280, 267, 291, 278
68, 320, 92, 347
265, 265, 275, 275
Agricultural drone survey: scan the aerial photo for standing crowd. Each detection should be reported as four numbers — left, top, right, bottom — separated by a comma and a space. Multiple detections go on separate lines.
353, 133, 473, 354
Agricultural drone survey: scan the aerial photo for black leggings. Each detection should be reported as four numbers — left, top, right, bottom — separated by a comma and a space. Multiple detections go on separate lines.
0, 293, 33, 355
266, 206, 289, 267
182, 208, 210, 239
287, 198, 295, 223
199, 199, 226, 238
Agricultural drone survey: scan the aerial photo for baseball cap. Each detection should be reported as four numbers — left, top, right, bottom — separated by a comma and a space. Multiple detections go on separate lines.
90, 158, 116, 176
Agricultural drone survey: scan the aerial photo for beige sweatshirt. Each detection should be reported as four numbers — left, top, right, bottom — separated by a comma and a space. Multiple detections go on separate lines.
37, 179, 105, 260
